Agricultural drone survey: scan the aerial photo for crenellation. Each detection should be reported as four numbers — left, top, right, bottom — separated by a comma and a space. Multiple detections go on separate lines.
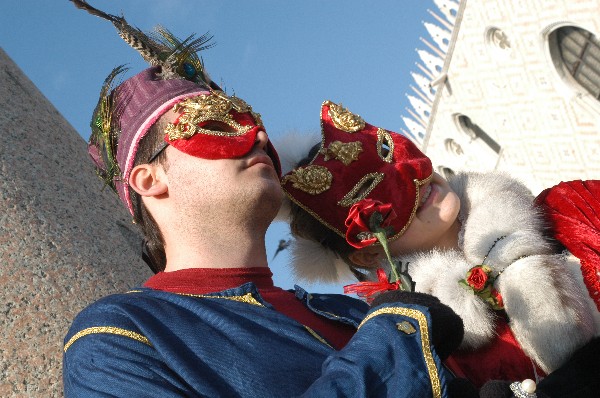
423, 22, 452, 52
433, 0, 460, 24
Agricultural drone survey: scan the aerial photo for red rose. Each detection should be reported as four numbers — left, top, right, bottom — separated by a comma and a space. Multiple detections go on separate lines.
345, 199, 397, 248
466, 266, 489, 292
491, 288, 504, 309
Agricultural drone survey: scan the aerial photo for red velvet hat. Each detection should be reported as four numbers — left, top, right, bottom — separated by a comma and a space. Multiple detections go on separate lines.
282, 100, 432, 242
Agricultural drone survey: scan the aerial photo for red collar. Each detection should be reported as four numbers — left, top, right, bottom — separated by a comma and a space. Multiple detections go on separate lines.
144, 267, 274, 295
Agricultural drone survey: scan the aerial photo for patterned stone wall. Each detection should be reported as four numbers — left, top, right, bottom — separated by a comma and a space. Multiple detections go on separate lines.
0, 48, 151, 396
422, 0, 600, 194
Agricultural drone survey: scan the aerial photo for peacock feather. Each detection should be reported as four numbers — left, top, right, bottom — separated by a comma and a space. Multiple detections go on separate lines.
151, 25, 215, 84
72, 0, 219, 188
87, 65, 129, 192
70, 0, 216, 87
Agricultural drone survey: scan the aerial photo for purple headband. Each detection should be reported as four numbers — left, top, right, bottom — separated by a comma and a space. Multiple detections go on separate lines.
111, 67, 210, 214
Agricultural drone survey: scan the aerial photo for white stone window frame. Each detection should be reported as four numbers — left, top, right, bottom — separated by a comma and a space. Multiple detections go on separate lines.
543, 21, 600, 116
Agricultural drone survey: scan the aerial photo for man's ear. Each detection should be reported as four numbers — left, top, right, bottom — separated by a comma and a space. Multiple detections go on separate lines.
129, 164, 168, 197
347, 246, 383, 268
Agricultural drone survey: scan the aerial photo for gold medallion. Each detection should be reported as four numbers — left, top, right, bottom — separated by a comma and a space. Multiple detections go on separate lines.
282, 165, 333, 195
321, 141, 363, 165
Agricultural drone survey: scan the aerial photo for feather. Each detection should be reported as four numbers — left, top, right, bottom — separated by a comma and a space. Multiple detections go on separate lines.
289, 237, 357, 284
271, 239, 291, 261
88, 65, 129, 191
70, 0, 164, 65
151, 26, 215, 85
69, 0, 216, 88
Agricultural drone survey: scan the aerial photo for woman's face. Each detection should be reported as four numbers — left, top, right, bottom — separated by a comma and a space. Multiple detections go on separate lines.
388, 172, 461, 255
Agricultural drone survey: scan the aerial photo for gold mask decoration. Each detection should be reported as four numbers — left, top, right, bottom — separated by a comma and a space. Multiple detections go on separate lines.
326, 101, 365, 133
337, 172, 385, 207
321, 141, 363, 165
281, 165, 333, 195
165, 91, 262, 140
376, 128, 395, 163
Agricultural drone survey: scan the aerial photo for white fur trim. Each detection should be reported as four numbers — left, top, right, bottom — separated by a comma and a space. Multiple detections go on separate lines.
405, 171, 598, 369
401, 249, 497, 349
449, 172, 552, 266
498, 254, 595, 373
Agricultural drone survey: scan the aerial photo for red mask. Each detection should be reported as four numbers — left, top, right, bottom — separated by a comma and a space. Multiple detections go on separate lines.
164, 91, 280, 175
282, 100, 432, 242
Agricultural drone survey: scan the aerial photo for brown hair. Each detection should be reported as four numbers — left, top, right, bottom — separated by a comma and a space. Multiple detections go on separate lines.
129, 117, 170, 273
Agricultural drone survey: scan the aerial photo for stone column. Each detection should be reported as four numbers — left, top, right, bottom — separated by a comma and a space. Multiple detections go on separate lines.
0, 48, 151, 396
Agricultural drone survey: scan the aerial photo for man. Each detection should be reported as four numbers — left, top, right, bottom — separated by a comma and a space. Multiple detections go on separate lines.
64, 1, 465, 396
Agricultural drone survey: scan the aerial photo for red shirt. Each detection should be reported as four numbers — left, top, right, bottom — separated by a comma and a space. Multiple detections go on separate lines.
144, 267, 355, 350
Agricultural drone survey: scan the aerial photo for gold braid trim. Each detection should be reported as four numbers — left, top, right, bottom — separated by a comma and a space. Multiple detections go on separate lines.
176, 292, 265, 307
304, 326, 334, 349
64, 326, 151, 353
388, 174, 433, 242
358, 307, 441, 398
337, 172, 385, 207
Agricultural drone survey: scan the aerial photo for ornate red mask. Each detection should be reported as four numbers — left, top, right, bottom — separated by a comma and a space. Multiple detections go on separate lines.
164, 91, 279, 168
281, 100, 432, 242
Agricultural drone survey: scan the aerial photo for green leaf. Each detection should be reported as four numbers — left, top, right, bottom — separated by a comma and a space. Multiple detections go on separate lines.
458, 280, 473, 291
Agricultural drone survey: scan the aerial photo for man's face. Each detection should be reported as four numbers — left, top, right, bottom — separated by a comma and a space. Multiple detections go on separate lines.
160, 114, 283, 226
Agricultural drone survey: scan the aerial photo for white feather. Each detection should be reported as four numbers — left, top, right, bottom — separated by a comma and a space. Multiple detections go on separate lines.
288, 237, 356, 284
271, 131, 321, 176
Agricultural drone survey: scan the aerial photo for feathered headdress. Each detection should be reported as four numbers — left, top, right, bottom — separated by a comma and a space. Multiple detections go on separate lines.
71, 0, 216, 84
72, 0, 280, 216
71, 0, 218, 193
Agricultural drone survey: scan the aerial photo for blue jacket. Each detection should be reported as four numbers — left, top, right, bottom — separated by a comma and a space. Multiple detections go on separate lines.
63, 283, 453, 397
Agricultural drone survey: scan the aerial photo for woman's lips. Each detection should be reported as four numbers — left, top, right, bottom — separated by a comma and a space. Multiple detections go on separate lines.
418, 183, 436, 212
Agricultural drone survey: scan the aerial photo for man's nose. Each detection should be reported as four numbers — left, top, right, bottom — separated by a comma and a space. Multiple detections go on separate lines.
254, 130, 269, 150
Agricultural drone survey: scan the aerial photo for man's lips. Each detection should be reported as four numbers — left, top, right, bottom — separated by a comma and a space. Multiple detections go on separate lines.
246, 153, 275, 169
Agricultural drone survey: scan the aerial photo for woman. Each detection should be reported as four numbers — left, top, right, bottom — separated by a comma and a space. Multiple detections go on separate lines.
277, 100, 600, 391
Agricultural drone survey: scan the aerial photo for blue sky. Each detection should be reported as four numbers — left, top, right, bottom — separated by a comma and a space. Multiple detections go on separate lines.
1, 0, 435, 292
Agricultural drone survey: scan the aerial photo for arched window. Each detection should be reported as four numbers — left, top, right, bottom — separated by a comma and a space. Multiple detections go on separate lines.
455, 115, 501, 154
551, 26, 600, 100
444, 138, 463, 156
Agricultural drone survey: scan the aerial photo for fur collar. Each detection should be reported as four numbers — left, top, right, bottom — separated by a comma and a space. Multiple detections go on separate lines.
450, 172, 553, 269
399, 172, 596, 373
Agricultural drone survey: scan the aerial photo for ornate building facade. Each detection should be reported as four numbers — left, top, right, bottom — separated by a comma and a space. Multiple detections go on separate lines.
403, 0, 600, 193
